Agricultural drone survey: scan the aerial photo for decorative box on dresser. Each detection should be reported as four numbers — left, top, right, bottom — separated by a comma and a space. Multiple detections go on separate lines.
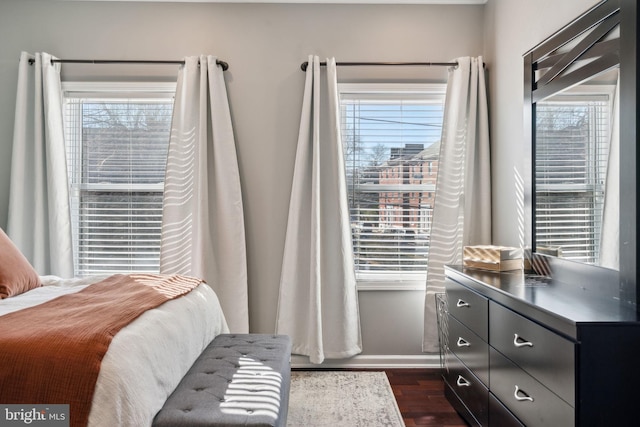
442, 265, 640, 427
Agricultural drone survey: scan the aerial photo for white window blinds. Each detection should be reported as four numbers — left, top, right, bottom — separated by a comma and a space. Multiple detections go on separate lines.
339, 84, 445, 282
63, 83, 175, 276
535, 93, 611, 264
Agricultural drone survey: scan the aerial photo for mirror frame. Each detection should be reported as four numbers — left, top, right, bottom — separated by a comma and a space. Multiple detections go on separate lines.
523, 0, 638, 310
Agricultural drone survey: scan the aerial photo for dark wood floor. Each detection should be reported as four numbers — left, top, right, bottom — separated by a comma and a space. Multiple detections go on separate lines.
385, 368, 467, 427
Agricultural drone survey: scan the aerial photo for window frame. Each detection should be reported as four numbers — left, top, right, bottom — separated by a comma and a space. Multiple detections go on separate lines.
62, 81, 176, 277
338, 83, 447, 291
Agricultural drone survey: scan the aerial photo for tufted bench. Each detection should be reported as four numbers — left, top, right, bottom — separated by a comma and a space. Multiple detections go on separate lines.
152, 334, 292, 427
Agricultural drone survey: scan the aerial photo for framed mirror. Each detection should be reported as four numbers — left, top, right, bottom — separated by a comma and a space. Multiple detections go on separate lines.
524, 0, 638, 309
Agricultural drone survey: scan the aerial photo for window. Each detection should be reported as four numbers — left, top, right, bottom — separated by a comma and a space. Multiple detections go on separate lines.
535, 86, 614, 264
339, 84, 446, 287
62, 82, 176, 276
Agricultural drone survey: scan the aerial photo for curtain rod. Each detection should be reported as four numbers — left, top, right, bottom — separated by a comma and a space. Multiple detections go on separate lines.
300, 61, 458, 72
28, 58, 229, 71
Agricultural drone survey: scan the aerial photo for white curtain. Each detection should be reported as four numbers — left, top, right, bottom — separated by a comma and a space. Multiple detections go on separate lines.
276, 56, 362, 364
599, 74, 619, 269
423, 57, 491, 352
7, 52, 74, 278
160, 55, 248, 333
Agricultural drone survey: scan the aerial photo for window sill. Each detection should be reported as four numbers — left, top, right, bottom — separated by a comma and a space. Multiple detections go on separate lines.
357, 280, 426, 291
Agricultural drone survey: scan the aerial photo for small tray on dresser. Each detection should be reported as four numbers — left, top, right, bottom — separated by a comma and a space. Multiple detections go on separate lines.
463, 245, 523, 271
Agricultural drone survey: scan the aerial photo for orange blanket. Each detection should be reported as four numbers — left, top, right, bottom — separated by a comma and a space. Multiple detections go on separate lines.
0, 273, 203, 427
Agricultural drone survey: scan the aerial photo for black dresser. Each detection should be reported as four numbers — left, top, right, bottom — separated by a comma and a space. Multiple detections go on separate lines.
442, 265, 640, 427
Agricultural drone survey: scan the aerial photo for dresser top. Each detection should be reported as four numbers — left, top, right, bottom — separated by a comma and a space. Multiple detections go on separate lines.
445, 265, 640, 339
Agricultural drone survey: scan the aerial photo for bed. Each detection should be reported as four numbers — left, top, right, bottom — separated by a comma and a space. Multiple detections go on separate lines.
0, 229, 229, 427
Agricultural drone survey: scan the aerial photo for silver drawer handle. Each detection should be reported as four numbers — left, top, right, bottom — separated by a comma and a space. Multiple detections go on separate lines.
456, 299, 470, 308
456, 337, 470, 347
513, 334, 534, 348
514, 385, 534, 402
456, 375, 471, 387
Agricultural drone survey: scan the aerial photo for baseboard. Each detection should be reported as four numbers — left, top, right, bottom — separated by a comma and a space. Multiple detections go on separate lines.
291, 353, 441, 369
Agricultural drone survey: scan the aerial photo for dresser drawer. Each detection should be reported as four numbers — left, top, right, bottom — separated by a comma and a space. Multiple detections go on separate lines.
489, 301, 575, 406
447, 314, 489, 386
490, 348, 574, 427
489, 392, 524, 427
444, 381, 482, 427
444, 351, 488, 426
445, 278, 488, 341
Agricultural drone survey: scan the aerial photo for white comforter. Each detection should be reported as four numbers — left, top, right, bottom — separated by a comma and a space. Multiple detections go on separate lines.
0, 275, 229, 427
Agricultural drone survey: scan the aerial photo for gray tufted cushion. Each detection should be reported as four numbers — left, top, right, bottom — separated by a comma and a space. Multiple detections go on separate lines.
152, 334, 292, 427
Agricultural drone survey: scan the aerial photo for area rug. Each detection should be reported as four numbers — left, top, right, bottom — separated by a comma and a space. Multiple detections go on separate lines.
287, 371, 405, 427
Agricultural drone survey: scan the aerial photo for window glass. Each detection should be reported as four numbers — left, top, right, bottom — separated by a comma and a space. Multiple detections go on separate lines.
339, 84, 446, 284
63, 83, 175, 276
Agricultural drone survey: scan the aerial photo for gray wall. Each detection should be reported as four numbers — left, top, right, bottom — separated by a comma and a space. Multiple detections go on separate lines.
0, 0, 485, 364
